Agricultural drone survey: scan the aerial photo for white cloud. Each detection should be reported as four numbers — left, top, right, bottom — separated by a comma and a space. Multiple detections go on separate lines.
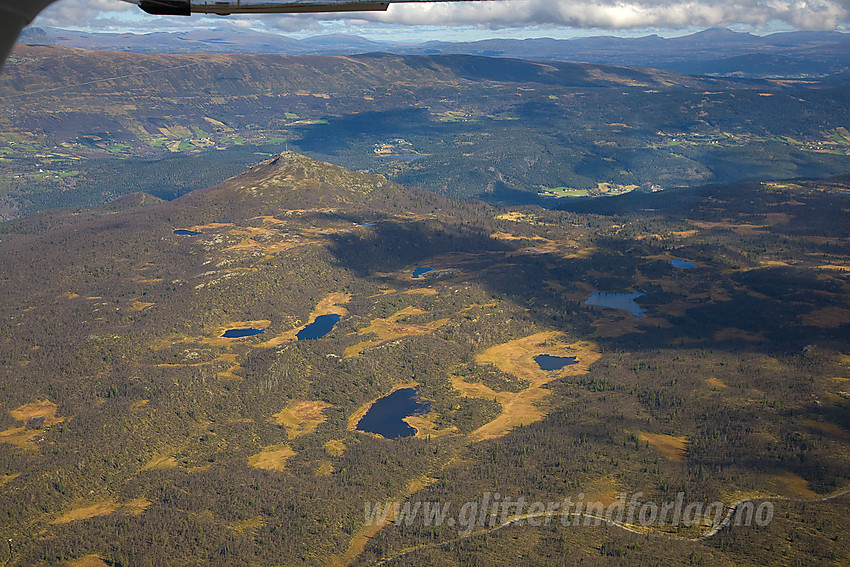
251, 14, 324, 32
31, 0, 850, 33
360, 0, 848, 30
35, 0, 132, 27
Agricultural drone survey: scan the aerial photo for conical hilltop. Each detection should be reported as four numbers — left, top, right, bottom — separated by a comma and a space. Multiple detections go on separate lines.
189, 151, 397, 210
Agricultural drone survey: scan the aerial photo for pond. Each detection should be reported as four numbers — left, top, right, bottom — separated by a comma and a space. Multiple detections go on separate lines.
534, 354, 579, 371
356, 388, 430, 439
222, 328, 265, 338
670, 259, 697, 269
412, 267, 435, 279
173, 229, 202, 236
584, 292, 646, 318
296, 314, 341, 340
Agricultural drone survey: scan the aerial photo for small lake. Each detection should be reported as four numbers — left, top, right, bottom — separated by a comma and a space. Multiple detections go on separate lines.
534, 354, 579, 371
412, 267, 435, 279
174, 229, 202, 236
585, 292, 646, 318
296, 314, 341, 340
356, 388, 430, 439
670, 259, 697, 269
222, 328, 265, 338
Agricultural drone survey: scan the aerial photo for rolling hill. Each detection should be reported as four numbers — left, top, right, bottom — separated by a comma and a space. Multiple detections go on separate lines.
0, 152, 848, 565
3, 45, 850, 220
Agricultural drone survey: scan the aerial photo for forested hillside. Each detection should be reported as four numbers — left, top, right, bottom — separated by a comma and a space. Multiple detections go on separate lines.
0, 153, 848, 565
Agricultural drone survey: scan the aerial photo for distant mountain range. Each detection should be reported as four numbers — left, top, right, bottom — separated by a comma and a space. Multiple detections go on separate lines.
18, 26, 850, 78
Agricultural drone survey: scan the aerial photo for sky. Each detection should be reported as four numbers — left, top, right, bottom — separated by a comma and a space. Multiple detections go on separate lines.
32, 0, 850, 42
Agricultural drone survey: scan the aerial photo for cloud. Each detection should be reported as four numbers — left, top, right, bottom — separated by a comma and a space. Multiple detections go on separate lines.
31, 0, 850, 32
361, 0, 848, 30
249, 14, 324, 32
35, 0, 132, 27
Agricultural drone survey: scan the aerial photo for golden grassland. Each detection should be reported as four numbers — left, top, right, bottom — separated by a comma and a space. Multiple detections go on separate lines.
706, 377, 729, 389
495, 212, 541, 224
53, 498, 152, 527
405, 413, 458, 440
0, 473, 20, 487
714, 327, 769, 342
153, 352, 244, 380
771, 471, 819, 499
686, 218, 769, 236
636, 432, 689, 462
324, 439, 346, 457
247, 444, 296, 471
142, 454, 178, 471
215, 353, 243, 381
188, 222, 234, 231
155, 320, 273, 351
333, 474, 436, 567
403, 288, 438, 296
259, 292, 350, 347
344, 306, 449, 358
802, 419, 850, 441
272, 400, 333, 438
1, 400, 66, 449
0, 427, 42, 449
123, 498, 152, 515
228, 516, 265, 535
67, 555, 110, 567
450, 332, 601, 442
314, 460, 334, 476
53, 500, 119, 524
129, 300, 155, 311
490, 231, 552, 243
9, 400, 64, 425
800, 307, 850, 328
575, 476, 627, 506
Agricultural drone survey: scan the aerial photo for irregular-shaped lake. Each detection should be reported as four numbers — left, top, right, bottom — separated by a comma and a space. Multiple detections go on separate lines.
173, 229, 202, 236
356, 388, 430, 439
222, 328, 265, 338
412, 267, 435, 279
296, 314, 341, 341
585, 292, 646, 318
534, 354, 579, 371
670, 259, 697, 269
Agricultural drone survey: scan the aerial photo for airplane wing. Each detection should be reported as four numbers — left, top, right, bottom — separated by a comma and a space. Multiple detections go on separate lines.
123, 0, 447, 16
0, 0, 55, 68
0, 0, 493, 68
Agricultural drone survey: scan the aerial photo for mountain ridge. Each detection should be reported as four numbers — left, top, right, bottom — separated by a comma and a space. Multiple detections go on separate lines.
20, 25, 850, 78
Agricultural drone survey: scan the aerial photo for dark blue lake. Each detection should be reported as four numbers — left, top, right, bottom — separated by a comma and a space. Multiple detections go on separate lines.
670, 259, 697, 269
356, 388, 430, 439
412, 267, 435, 279
296, 314, 341, 340
585, 292, 646, 318
534, 354, 579, 371
174, 229, 202, 236
222, 328, 265, 338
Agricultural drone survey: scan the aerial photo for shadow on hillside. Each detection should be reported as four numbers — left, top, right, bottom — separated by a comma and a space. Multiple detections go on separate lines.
325, 178, 850, 358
